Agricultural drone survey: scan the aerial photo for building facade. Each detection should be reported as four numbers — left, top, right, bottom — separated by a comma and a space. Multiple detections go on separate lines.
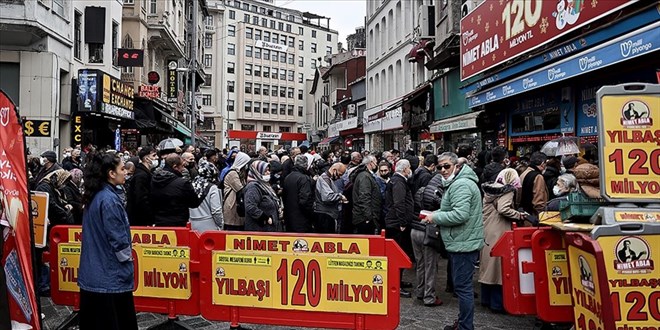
215, 0, 338, 151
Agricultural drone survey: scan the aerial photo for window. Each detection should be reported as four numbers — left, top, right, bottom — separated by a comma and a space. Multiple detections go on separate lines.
150, 0, 157, 14
263, 102, 270, 114
286, 24, 292, 33
227, 100, 235, 111
298, 40, 304, 50
279, 104, 286, 115
279, 87, 286, 97
254, 102, 261, 113
326, 46, 332, 55
244, 101, 252, 112
298, 27, 304, 35
298, 56, 304, 67
264, 31, 270, 42
272, 33, 279, 43
242, 3, 248, 10
298, 73, 304, 83
263, 67, 270, 78
255, 48, 261, 59
112, 22, 119, 66
205, 34, 213, 48
271, 103, 277, 114
251, 5, 257, 12
270, 20, 275, 29
280, 126, 291, 132
272, 51, 278, 62
252, 15, 259, 25
245, 45, 253, 57
243, 14, 250, 23
311, 59, 317, 69
272, 68, 278, 79
271, 85, 278, 96
206, 15, 213, 26
287, 105, 294, 116
278, 22, 284, 31
124, 0, 134, 4
234, 1, 240, 8
298, 89, 303, 100
263, 49, 270, 60
246, 27, 253, 39
254, 65, 261, 76
227, 43, 235, 55
204, 74, 212, 87
288, 36, 295, 47
279, 52, 286, 62
204, 54, 212, 67
263, 125, 271, 132
53, 0, 65, 16
312, 30, 317, 38
279, 35, 286, 45
229, 10, 235, 19
202, 94, 212, 106
287, 87, 294, 98
311, 43, 317, 53
228, 25, 235, 36
260, 7, 266, 14
276, 11, 282, 19
263, 84, 270, 95
287, 70, 294, 82
245, 64, 252, 75
261, 18, 268, 27
327, 33, 332, 42
245, 82, 252, 93
298, 106, 303, 117
241, 124, 255, 131
227, 81, 235, 92
280, 70, 286, 80
287, 54, 294, 64
254, 83, 261, 95
74, 11, 82, 59
89, 44, 103, 63
255, 29, 262, 40
227, 62, 235, 74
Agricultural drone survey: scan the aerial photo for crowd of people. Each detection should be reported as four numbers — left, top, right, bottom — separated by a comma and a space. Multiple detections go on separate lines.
27, 142, 600, 330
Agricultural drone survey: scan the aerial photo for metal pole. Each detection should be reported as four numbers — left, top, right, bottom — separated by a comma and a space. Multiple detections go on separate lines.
190, 0, 198, 146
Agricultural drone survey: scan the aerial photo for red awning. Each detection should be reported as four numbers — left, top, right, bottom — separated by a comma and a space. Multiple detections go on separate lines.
408, 39, 431, 63
318, 136, 340, 145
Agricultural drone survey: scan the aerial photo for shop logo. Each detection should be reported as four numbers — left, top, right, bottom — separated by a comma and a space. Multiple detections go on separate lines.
620, 100, 652, 127
59, 257, 68, 267
552, 266, 563, 277
215, 267, 226, 277
372, 274, 383, 285
578, 56, 602, 72
578, 255, 595, 295
522, 78, 537, 90
620, 38, 652, 58
292, 239, 309, 253
614, 236, 653, 274
547, 68, 565, 81
178, 263, 187, 273
0, 106, 10, 127
582, 102, 597, 118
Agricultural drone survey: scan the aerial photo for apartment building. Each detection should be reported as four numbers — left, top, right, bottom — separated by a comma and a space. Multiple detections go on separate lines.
207, 0, 338, 150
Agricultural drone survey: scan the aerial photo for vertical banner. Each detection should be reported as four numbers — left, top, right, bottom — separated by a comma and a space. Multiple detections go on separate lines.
167, 60, 178, 103
0, 90, 40, 329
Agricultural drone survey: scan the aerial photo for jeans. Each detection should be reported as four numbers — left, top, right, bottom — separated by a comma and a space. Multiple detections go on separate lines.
450, 250, 479, 330
411, 228, 439, 304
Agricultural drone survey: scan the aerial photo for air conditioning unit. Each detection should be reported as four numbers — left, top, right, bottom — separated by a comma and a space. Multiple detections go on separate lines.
418, 5, 435, 38
461, 0, 474, 18
347, 104, 356, 116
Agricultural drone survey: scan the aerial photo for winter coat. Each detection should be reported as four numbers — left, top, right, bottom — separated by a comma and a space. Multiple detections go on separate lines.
543, 166, 561, 199
481, 162, 505, 184
189, 185, 223, 232
62, 157, 82, 171
518, 166, 548, 215
384, 173, 415, 229
219, 149, 239, 182
281, 158, 294, 182
314, 172, 344, 219
244, 181, 280, 232
78, 183, 133, 293
282, 166, 314, 232
34, 179, 73, 226
430, 166, 484, 253
62, 181, 83, 225
420, 174, 444, 211
31, 163, 62, 190
150, 166, 202, 227
222, 169, 245, 227
351, 165, 382, 226
479, 183, 523, 285
412, 166, 433, 196
126, 163, 154, 226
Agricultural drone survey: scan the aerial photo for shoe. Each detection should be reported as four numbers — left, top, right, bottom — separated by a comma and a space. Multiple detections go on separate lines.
399, 289, 412, 298
424, 297, 443, 307
229, 326, 252, 330
401, 281, 413, 288
443, 320, 458, 330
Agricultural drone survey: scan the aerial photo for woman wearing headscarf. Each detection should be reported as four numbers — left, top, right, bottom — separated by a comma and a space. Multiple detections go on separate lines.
223, 152, 250, 231
479, 168, 526, 313
35, 169, 74, 226
189, 160, 223, 232
244, 160, 282, 232
64, 168, 84, 224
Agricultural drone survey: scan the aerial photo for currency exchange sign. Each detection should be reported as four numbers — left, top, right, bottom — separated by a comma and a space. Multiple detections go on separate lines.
459, 0, 636, 81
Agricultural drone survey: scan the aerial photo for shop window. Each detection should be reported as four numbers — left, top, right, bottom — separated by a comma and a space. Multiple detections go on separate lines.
510, 106, 562, 134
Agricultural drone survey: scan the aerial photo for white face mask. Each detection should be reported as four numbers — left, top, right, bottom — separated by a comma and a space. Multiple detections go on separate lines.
262, 175, 271, 182
553, 186, 563, 196
40, 157, 47, 166
64, 152, 71, 158
442, 172, 456, 183
151, 159, 160, 168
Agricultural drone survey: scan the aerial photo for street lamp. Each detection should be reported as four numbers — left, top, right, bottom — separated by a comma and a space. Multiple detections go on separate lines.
176, 67, 197, 146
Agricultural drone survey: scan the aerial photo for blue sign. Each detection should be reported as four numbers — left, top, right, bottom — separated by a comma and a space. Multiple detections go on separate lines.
576, 86, 599, 137
114, 128, 121, 151
469, 24, 660, 108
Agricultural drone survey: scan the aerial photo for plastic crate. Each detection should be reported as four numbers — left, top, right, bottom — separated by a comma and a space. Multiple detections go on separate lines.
559, 192, 606, 221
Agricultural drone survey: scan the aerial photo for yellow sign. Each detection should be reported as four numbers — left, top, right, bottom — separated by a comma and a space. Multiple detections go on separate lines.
598, 235, 659, 328
30, 192, 49, 248
614, 211, 660, 223
567, 245, 605, 329
211, 252, 388, 315
57, 243, 81, 292
225, 234, 370, 256
23, 120, 51, 137
599, 93, 660, 201
545, 250, 572, 306
68, 228, 178, 246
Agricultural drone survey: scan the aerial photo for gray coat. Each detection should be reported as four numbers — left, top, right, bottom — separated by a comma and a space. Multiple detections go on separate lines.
314, 172, 343, 218
244, 181, 279, 232
189, 185, 223, 232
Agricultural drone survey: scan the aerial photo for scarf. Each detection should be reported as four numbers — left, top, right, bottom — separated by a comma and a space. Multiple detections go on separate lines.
192, 160, 218, 199
495, 168, 522, 189
247, 160, 278, 199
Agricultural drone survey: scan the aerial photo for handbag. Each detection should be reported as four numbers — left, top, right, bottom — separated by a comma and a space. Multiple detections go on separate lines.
423, 223, 444, 252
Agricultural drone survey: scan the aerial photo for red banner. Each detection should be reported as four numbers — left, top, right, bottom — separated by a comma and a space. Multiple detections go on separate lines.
0, 90, 40, 329
460, 0, 637, 80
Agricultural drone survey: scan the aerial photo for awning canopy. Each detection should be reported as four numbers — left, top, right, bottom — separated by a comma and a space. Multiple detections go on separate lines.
429, 111, 484, 133
318, 136, 340, 146
408, 39, 433, 63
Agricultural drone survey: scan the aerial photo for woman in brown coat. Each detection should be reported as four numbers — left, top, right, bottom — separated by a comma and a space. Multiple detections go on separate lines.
223, 152, 250, 230
479, 168, 525, 313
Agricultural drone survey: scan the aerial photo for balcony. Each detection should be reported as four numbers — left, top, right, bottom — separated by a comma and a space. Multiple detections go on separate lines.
330, 89, 350, 108
0, 0, 71, 47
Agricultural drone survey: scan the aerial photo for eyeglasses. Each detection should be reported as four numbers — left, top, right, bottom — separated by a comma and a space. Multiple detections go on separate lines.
438, 164, 453, 170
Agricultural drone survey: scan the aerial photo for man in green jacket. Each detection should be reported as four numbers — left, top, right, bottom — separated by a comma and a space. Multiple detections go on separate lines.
422, 152, 484, 330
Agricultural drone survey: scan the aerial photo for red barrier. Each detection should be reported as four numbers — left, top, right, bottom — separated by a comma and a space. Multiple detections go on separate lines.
490, 225, 537, 315
198, 231, 411, 330
46, 225, 201, 318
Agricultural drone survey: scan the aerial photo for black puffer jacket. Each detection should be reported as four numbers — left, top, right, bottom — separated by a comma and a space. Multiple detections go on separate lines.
384, 173, 415, 229
351, 165, 382, 226
282, 166, 314, 233
412, 166, 433, 196
126, 163, 154, 226
150, 166, 202, 227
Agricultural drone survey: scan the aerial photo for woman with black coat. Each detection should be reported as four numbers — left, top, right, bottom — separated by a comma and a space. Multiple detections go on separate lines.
244, 160, 282, 232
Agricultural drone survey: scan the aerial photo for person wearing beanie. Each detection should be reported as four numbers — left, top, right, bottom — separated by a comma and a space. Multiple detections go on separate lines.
32, 150, 62, 189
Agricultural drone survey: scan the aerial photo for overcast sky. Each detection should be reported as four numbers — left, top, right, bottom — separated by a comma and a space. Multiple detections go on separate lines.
275, 0, 366, 48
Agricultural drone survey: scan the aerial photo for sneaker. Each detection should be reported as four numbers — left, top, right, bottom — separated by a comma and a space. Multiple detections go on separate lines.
443, 320, 458, 330
400, 281, 413, 288
399, 289, 412, 298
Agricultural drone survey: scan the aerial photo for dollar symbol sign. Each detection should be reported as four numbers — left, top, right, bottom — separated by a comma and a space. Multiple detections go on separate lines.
25, 121, 33, 136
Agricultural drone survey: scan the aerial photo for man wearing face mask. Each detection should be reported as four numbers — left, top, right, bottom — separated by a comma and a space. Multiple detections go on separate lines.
150, 154, 202, 227
126, 146, 158, 226
181, 152, 198, 181
313, 162, 347, 233
62, 149, 83, 171
32, 151, 62, 189
351, 156, 382, 234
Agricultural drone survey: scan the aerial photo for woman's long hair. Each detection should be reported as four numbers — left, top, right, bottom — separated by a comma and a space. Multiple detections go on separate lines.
82, 151, 121, 206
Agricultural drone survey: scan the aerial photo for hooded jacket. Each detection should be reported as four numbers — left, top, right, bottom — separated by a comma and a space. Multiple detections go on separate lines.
220, 149, 240, 182
282, 165, 315, 232
351, 164, 382, 226
150, 166, 202, 227
430, 166, 484, 253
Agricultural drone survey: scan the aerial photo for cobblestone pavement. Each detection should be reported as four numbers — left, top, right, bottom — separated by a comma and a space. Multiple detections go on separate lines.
41, 258, 537, 330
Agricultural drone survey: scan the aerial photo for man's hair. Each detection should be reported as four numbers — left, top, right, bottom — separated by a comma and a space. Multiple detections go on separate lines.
438, 152, 459, 165
351, 151, 362, 162
181, 152, 194, 160
165, 154, 183, 168
205, 149, 218, 159
530, 151, 547, 166
557, 173, 578, 190
424, 154, 438, 167
491, 146, 508, 163
395, 159, 410, 173
125, 161, 135, 171
340, 153, 351, 165
321, 150, 332, 160
361, 155, 376, 166
138, 146, 156, 160
299, 145, 309, 154
378, 160, 390, 169
457, 145, 474, 158
391, 149, 400, 155
294, 154, 309, 168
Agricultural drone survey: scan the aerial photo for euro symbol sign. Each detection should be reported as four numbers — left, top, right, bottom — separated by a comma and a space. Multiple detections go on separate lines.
24, 121, 34, 136
38, 122, 50, 136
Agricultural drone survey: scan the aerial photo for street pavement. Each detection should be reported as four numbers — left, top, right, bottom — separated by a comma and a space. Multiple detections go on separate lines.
41, 258, 537, 330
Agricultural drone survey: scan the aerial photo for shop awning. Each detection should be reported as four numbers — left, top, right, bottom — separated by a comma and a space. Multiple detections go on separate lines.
175, 122, 192, 136
408, 39, 433, 63
429, 111, 483, 133
318, 136, 339, 146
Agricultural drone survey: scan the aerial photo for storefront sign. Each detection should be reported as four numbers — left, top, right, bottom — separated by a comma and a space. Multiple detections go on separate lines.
102, 72, 134, 111
117, 48, 144, 67
327, 123, 339, 137
30, 191, 49, 248
613, 211, 660, 223
363, 108, 383, 133
138, 85, 161, 99
100, 102, 134, 120
510, 134, 563, 144
255, 40, 288, 53
228, 130, 307, 141
23, 120, 51, 137
336, 117, 358, 131
148, 71, 161, 84
545, 250, 572, 306
460, 0, 637, 80
256, 132, 282, 140
72, 114, 83, 144
577, 86, 599, 137
167, 60, 178, 103
597, 83, 660, 202
382, 107, 403, 131
430, 115, 479, 133
567, 245, 605, 330
77, 70, 98, 111
469, 24, 660, 107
